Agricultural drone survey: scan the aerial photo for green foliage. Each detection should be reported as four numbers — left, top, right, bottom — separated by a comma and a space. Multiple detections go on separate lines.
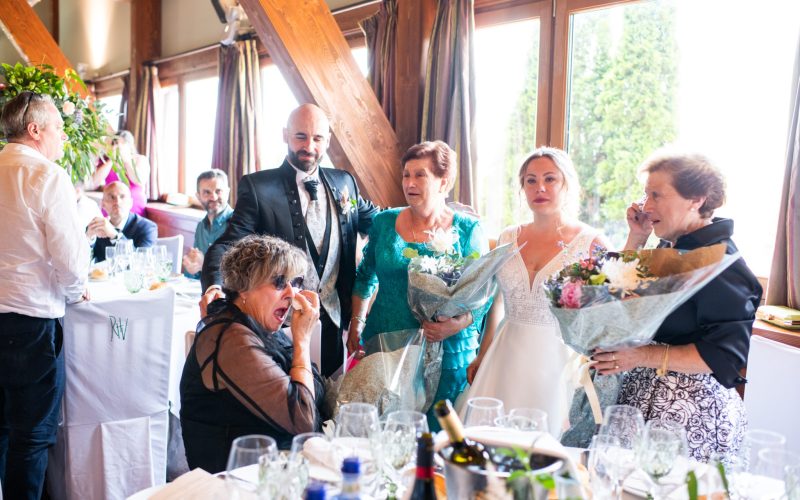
686, 470, 699, 500
0, 63, 118, 184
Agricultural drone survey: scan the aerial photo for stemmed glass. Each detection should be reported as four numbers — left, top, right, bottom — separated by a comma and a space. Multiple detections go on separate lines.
752, 448, 800, 500
334, 403, 381, 494
382, 410, 429, 473
506, 407, 549, 433
225, 434, 278, 496
588, 435, 618, 500
104, 246, 117, 277
154, 245, 173, 281
464, 397, 504, 427
729, 430, 788, 500
636, 419, 689, 500
598, 405, 644, 498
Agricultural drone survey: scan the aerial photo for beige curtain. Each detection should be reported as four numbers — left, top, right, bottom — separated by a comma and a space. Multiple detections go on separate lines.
130, 65, 162, 200
118, 74, 129, 132
421, 0, 477, 206
211, 38, 263, 206
766, 35, 800, 308
359, 0, 397, 127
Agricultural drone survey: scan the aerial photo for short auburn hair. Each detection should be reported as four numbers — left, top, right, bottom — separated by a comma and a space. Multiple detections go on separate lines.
401, 140, 457, 192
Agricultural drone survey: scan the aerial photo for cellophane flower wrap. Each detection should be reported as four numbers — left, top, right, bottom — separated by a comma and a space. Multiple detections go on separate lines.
332, 228, 516, 417
549, 243, 740, 447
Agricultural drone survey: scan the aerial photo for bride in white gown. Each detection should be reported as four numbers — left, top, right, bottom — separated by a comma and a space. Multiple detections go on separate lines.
463, 147, 606, 435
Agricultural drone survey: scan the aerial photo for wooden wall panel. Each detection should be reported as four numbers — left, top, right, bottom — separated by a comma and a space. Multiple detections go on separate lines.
239, 0, 405, 208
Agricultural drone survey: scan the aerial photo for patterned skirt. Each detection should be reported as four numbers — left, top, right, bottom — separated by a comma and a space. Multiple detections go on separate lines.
617, 367, 747, 463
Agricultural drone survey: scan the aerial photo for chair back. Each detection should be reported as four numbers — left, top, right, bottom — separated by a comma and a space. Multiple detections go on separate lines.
50, 288, 175, 499
745, 335, 800, 452
156, 235, 184, 275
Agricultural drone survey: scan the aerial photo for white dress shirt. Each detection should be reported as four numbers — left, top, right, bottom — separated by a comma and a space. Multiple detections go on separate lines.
0, 143, 89, 318
291, 163, 329, 219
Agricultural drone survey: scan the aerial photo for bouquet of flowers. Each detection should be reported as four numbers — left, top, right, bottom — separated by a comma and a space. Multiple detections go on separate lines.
546, 243, 740, 446
331, 228, 518, 417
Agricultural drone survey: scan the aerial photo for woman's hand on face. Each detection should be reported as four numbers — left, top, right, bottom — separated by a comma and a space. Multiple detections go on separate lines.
626, 202, 653, 242
591, 347, 644, 376
422, 312, 473, 342
290, 290, 320, 344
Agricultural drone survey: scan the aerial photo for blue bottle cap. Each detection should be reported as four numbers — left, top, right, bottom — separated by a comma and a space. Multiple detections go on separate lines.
304, 482, 326, 500
341, 456, 361, 474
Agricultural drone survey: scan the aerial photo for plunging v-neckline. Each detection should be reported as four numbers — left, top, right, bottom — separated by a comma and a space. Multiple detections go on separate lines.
514, 226, 590, 291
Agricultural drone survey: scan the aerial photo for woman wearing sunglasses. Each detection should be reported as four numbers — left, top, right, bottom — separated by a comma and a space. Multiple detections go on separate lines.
180, 235, 324, 473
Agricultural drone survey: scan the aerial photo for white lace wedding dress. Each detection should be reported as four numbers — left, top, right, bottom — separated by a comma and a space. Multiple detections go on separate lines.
462, 225, 597, 435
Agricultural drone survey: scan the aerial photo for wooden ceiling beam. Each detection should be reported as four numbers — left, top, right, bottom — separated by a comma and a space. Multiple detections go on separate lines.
238, 0, 405, 208
128, 0, 161, 124
0, 0, 86, 96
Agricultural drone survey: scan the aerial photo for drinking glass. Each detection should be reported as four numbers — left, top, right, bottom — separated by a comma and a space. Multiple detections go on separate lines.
464, 397, 504, 427
290, 432, 328, 464
598, 405, 643, 497
334, 403, 381, 494
104, 246, 117, 275
383, 410, 428, 472
509, 407, 549, 433
123, 269, 144, 293
743, 429, 787, 469
786, 464, 800, 500
587, 435, 618, 500
555, 473, 586, 500
637, 419, 689, 500
753, 448, 800, 499
729, 430, 788, 499
225, 434, 278, 496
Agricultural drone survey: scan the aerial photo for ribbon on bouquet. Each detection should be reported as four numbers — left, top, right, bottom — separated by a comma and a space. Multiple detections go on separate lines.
576, 356, 604, 425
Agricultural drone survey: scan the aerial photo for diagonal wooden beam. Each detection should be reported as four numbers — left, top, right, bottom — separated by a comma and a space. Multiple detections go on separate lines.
239, 0, 405, 208
0, 0, 87, 97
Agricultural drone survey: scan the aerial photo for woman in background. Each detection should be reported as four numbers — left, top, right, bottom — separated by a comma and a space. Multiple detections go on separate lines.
465, 147, 607, 435
93, 130, 150, 215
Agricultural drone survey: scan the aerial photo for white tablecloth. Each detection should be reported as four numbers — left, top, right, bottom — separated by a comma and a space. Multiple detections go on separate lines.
48, 275, 202, 500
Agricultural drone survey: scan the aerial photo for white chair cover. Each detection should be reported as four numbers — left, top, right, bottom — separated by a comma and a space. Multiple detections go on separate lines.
745, 335, 800, 452
156, 235, 184, 274
49, 288, 175, 500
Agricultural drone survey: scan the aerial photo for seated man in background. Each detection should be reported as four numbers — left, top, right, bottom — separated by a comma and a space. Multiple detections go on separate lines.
182, 169, 232, 278
87, 181, 157, 262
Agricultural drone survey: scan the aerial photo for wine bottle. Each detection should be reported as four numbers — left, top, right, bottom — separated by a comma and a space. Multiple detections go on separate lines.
433, 400, 489, 467
409, 433, 438, 500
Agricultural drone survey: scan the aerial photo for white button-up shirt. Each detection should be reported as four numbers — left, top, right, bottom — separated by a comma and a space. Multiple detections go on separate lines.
290, 162, 329, 218
0, 143, 89, 318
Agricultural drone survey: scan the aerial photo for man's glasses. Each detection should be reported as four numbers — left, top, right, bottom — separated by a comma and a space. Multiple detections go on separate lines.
18, 91, 35, 124
272, 275, 304, 291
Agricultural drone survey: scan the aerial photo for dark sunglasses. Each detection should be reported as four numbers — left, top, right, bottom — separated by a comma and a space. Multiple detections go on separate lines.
272, 275, 304, 291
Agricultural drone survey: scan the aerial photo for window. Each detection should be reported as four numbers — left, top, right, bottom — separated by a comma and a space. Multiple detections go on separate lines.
158, 84, 179, 194
184, 77, 219, 188
97, 94, 122, 132
475, 0, 800, 277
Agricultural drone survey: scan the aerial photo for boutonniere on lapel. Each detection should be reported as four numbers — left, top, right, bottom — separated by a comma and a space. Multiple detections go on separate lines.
337, 186, 358, 221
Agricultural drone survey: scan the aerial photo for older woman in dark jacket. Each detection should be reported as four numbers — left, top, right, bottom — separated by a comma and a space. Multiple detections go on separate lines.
180, 235, 324, 473
593, 151, 762, 462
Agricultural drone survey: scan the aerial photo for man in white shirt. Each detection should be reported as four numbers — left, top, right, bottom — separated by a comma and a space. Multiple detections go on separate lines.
0, 92, 89, 499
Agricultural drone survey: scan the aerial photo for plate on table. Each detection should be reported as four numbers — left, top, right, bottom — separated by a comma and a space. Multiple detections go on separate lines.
89, 269, 110, 281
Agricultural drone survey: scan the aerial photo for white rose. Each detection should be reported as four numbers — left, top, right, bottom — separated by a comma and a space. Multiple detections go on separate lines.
62, 100, 76, 116
418, 255, 439, 274
425, 227, 458, 254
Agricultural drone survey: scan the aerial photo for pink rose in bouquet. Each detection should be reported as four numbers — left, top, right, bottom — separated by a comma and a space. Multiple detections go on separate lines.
559, 280, 584, 308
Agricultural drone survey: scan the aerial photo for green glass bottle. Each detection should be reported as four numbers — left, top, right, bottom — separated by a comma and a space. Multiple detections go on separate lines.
433, 400, 489, 467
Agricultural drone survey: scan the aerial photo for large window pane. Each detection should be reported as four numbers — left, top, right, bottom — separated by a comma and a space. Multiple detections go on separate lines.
157, 84, 179, 194
565, 0, 800, 276
474, 19, 540, 236
97, 94, 122, 132
184, 77, 219, 190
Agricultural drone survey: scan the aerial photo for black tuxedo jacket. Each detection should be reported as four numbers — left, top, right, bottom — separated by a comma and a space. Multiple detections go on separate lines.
201, 160, 379, 321
92, 212, 158, 262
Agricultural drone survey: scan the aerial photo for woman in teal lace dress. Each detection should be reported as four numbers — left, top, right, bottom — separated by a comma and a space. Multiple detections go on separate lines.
347, 141, 491, 429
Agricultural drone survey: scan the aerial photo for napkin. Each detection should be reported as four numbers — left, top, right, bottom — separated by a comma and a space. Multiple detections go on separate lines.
148, 468, 228, 499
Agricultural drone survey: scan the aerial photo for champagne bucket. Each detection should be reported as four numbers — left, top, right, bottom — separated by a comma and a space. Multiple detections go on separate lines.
439, 447, 564, 500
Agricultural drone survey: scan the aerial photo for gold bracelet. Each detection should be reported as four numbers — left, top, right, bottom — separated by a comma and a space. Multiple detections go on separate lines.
656, 345, 670, 377
290, 365, 313, 377
352, 315, 366, 325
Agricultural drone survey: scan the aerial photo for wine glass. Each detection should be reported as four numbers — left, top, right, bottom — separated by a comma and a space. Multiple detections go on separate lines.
225, 434, 278, 496
290, 432, 328, 464
104, 246, 117, 276
123, 269, 143, 293
729, 430, 788, 500
383, 410, 428, 473
154, 245, 173, 281
509, 407, 549, 433
743, 429, 787, 469
598, 405, 643, 497
637, 419, 688, 500
588, 434, 618, 500
464, 397, 504, 427
334, 403, 381, 494
752, 448, 800, 499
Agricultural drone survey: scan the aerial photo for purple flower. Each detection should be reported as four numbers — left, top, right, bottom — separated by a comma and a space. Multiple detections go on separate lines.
559, 279, 584, 308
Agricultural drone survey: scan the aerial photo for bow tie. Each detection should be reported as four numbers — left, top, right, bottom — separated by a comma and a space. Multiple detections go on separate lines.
303, 178, 320, 201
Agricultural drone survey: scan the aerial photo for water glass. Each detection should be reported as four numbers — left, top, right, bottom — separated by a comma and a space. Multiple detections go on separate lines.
226, 434, 278, 495
334, 403, 381, 494
290, 432, 328, 464
753, 448, 800, 499
260, 452, 309, 499
600, 405, 644, 449
587, 435, 618, 500
464, 397, 504, 427
123, 269, 144, 293
555, 473, 586, 500
743, 429, 787, 469
786, 464, 800, 500
509, 407, 549, 433
637, 419, 689, 500
104, 246, 117, 272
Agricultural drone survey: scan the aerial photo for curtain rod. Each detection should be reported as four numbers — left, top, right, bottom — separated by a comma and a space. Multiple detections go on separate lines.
88, 68, 130, 83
